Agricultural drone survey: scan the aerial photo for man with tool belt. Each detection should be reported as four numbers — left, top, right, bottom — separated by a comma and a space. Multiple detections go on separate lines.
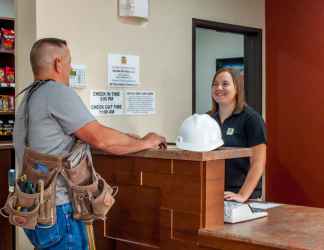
13, 38, 167, 250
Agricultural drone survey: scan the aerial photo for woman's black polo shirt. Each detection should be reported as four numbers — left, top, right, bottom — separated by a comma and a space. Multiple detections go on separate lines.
211, 105, 267, 199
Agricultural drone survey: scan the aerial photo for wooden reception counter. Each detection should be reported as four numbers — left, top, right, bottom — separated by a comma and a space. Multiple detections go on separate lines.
92, 146, 252, 250
199, 205, 324, 250
92, 147, 324, 250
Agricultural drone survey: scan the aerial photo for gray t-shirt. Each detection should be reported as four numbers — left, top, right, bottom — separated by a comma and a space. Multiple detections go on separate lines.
13, 81, 96, 205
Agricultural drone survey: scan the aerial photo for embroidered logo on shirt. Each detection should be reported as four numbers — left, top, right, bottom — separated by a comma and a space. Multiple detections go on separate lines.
226, 128, 235, 135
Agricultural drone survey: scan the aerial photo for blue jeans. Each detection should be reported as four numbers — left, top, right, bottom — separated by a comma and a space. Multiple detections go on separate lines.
24, 203, 89, 250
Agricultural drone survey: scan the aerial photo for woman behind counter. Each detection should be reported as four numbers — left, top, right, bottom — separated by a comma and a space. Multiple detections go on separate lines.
209, 68, 267, 202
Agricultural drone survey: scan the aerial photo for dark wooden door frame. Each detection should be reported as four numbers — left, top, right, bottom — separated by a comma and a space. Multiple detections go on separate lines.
192, 18, 263, 114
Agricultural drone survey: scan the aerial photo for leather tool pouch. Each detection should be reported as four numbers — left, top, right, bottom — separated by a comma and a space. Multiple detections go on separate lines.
63, 143, 117, 223
5, 187, 40, 229
2, 181, 56, 230
1, 147, 60, 229
92, 174, 117, 220
22, 147, 61, 187
67, 172, 117, 224
22, 147, 61, 227
65, 156, 91, 186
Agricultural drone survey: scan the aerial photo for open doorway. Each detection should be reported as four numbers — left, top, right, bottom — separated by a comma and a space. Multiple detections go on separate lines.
192, 19, 262, 114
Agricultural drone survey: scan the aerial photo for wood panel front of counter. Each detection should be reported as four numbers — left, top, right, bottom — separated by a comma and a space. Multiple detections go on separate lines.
92, 147, 251, 250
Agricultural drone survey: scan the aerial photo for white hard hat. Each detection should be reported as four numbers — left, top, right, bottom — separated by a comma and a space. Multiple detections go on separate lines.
176, 114, 224, 152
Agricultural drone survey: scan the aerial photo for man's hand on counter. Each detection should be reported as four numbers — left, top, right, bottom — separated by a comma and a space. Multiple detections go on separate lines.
74, 121, 167, 154
142, 132, 167, 150
127, 132, 167, 150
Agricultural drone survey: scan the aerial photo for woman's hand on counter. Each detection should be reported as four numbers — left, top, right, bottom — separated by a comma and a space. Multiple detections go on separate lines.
224, 191, 248, 203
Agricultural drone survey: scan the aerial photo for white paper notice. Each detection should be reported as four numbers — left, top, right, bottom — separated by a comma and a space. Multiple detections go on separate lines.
119, 0, 149, 19
70, 64, 86, 88
125, 91, 155, 115
90, 90, 123, 116
108, 54, 140, 86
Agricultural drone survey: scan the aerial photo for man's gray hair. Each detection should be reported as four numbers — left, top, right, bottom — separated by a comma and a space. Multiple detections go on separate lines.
30, 38, 67, 75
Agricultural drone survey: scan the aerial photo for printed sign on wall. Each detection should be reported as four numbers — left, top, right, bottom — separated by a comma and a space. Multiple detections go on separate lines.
90, 90, 123, 116
108, 54, 140, 86
125, 90, 155, 115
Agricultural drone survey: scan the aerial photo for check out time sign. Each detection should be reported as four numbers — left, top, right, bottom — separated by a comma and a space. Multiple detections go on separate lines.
90, 90, 124, 116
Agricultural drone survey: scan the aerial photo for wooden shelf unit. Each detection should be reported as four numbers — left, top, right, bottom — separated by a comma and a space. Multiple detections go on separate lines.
0, 17, 15, 142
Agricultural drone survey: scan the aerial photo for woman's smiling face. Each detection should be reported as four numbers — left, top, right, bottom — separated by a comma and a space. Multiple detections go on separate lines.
212, 71, 237, 106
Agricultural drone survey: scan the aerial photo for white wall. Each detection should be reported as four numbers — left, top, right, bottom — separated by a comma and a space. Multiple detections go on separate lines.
15, 0, 35, 97
15, 2, 36, 249
196, 28, 244, 114
0, 0, 15, 17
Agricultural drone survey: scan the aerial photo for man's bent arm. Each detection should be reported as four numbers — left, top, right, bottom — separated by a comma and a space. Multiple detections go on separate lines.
74, 121, 161, 155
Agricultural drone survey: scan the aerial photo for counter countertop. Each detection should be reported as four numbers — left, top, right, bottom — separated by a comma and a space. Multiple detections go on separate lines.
93, 146, 252, 161
199, 205, 324, 250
